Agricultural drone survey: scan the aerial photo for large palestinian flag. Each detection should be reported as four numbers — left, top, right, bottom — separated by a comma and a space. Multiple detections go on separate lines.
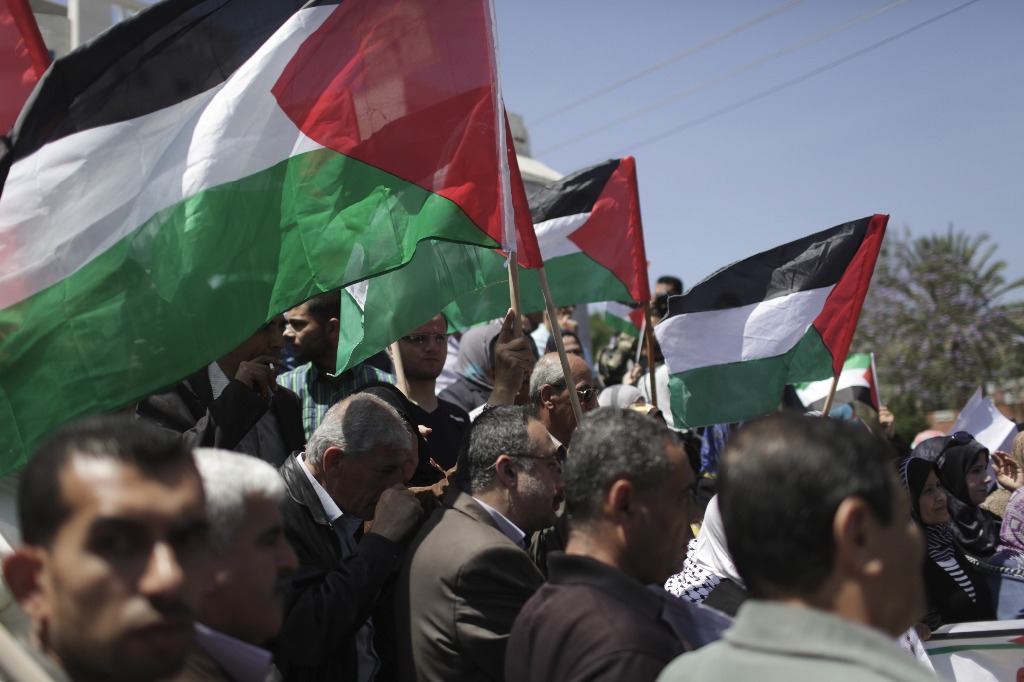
0, 0, 530, 472
335, 156, 651, 373
656, 215, 887, 429
795, 352, 880, 412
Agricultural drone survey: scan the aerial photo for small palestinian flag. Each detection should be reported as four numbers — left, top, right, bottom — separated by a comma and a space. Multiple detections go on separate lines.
441, 156, 651, 331
593, 301, 645, 339
656, 215, 887, 429
0, 0, 534, 471
795, 353, 880, 412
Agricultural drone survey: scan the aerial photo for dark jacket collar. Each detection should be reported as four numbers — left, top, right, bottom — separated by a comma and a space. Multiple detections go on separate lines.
547, 552, 664, 621
279, 454, 331, 527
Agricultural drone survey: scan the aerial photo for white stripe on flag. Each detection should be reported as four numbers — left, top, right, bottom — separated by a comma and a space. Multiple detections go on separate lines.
0, 6, 333, 308
534, 213, 589, 259
656, 286, 832, 374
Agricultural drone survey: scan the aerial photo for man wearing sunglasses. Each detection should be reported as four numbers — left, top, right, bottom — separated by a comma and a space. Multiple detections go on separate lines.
529, 352, 600, 450
396, 406, 564, 681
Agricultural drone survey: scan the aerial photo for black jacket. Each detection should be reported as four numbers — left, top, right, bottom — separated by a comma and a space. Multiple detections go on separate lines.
273, 455, 404, 681
135, 366, 305, 463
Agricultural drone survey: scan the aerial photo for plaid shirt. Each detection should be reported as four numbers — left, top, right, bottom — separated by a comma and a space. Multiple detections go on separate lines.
277, 362, 395, 440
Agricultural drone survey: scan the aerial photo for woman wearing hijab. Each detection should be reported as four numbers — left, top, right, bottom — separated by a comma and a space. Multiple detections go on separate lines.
899, 455, 995, 627
986, 488, 1024, 618
436, 321, 502, 413
936, 432, 1010, 558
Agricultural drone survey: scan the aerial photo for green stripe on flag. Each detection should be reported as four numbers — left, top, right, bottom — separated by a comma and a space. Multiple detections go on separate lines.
669, 328, 835, 428
602, 310, 641, 338
443, 251, 634, 331
0, 147, 494, 472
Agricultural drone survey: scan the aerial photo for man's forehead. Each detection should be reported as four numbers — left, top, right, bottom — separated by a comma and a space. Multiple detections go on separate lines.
286, 304, 312, 321
60, 456, 205, 522
408, 315, 446, 335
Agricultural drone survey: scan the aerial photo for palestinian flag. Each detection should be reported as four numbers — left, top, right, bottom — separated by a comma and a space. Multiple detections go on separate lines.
0, 0, 531, 472
593, 300, 644, 339
0, 0, 49, 133
335, 156, 650, 373
442, 156, 650, 330
656, 215, 887, 429
334, 114, 541, 374
795, 353, 880, 412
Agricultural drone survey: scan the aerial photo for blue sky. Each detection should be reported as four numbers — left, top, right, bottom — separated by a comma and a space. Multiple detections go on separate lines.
494, 0, 1024, 300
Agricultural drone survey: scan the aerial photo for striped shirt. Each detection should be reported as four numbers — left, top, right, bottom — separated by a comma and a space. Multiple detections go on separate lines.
277, 362, 395, 440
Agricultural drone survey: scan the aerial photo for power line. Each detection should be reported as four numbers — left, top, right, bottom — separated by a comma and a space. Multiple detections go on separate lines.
538, 0, 912, 156
532, 0, 807, 126
606, 0, 984, 158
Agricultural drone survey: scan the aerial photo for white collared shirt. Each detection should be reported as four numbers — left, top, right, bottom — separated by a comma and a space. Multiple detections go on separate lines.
472, 497, 527, 548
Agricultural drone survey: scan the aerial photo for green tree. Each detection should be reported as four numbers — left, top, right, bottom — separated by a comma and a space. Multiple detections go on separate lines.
853, 226, 1024, 412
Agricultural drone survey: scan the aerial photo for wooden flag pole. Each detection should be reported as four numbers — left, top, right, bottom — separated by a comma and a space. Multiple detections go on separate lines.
390, 340, 409, 397
537, 267, 584, 426
643, 301, 658, 409
819, 373, 841, 417
0, 622, 54, 682
507, 251, 523, 336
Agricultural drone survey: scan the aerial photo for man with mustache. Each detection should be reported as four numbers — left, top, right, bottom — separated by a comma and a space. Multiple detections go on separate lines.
396, 406, 564, 681
166, 448, 299, 681
136, 315, 305, 467
2, 416, 214, 682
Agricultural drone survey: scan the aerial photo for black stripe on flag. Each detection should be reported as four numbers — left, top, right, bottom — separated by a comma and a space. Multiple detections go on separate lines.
8, 0, 325, 164
529, 158, 619, 224
668, 216, 872, 315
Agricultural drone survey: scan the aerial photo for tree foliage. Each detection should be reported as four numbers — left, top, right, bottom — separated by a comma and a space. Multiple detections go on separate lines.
853, 226, 1024, 412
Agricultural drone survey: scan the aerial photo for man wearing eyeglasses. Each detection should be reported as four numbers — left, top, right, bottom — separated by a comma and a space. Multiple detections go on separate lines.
391, 314, 472, 481
529, 352, 601, 450
395, 406, 564, 682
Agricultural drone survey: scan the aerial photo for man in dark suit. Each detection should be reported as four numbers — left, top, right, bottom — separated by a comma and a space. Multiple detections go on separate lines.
135, 314, 305, 466
396, 405, 564, 681
274, 393, 423, 682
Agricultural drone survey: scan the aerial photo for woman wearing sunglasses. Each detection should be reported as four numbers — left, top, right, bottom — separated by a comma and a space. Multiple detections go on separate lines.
926, 432, 1024, 559
898, 454, 995, 628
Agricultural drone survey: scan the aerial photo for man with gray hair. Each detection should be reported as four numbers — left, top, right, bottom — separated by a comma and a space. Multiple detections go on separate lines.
273, 393, 423, 682
169, 448, 298, 681
506, 407, 699, 682
529, 351, 599, 449
396, 406, 563, 681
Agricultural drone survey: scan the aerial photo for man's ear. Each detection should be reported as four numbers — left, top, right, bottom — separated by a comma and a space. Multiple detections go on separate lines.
493, 455, 517, 489
327, 317, 341, 343
602, 479, 635, 525
540, 384, 558, 408
2, 548, 50, 621
833, 497, 880, 577
322, 446, 345, 476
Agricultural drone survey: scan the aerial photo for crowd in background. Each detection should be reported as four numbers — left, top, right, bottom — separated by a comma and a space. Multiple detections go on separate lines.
1, 274, 1023, 682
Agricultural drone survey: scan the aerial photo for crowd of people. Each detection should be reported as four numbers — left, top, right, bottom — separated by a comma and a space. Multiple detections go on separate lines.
1, 277, 1023, 682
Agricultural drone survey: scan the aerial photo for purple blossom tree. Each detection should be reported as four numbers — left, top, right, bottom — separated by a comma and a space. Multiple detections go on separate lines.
853, 226, 1024, 412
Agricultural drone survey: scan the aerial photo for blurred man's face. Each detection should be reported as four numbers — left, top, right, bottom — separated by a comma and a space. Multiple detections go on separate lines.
284, 303, 334, 369
32, 458, 212, 682
627, 441, 698, 585
397, 315, 448, 382
510, 419, 566, 534
202, 496, 298, 646
872, 478, 925, 636
237, 315, 287, 365
328, 442, 415, 521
